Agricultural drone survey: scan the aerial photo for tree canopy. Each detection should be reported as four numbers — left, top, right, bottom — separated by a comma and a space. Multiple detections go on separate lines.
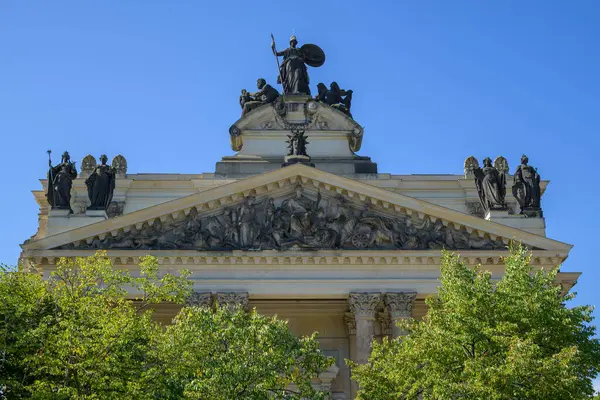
351, 244, 600, 400
0, 252, 332, 399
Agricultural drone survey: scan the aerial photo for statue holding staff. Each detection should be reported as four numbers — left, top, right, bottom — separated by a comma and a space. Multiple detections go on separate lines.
46, 150, 78, 212
271, 35, 325, 95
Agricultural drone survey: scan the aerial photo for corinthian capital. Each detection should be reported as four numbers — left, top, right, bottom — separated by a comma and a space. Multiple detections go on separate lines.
216, 292, 249, 311
185, 291, 212, 308
348, 292, 381, 318
384, 292, 417, 319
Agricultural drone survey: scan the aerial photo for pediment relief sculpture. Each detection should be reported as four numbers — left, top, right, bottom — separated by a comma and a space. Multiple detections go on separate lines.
57, 184, 507, 252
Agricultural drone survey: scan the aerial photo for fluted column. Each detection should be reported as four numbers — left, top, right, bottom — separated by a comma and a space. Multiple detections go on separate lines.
344, 312, 358, 399
216, 292, 249, 312
185, 291, 212, 308
383, 292, 417, 337
348, 293, 381, 365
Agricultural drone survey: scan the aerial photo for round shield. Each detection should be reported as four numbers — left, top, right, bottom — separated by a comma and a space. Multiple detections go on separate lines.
300, 44, 326, 67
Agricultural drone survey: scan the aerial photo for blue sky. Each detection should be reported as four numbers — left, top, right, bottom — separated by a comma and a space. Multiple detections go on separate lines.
1, 0, 599, 372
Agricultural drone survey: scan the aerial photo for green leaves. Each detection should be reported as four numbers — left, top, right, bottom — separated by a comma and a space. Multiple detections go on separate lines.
0, 252, 331, 399
352, 243, 600, 400
148, 306, 332, 399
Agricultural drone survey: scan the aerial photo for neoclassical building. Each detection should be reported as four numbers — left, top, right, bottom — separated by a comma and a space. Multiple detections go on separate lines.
21, 92, 577, 398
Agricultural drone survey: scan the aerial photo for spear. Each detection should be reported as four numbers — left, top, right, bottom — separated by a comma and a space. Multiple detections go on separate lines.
270, 33, 287, 94
47, 150, 55, 207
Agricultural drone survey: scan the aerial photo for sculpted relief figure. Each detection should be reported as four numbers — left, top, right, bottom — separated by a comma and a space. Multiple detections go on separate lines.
65, 188, 509, 252
473, 157, 507, 213
512, 154, 542, 217
271, 35, 325, 95
85, 154, 116, 211
240, 78, 280, 116
47, 151, 78, 212
316, 82, 353, 117
286, 129, 309, 157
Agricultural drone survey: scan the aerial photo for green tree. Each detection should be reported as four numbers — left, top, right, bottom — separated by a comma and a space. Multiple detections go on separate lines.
147, 306, 333, 399
0, 252, 192, 399
0, 253, 332, 399
351, 244, 600, 400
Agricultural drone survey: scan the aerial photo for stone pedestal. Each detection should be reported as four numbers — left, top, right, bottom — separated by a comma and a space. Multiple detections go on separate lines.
282, 154, 315, 168
485, 209, 546, 236
48, 209, 71, 218
47, 208, 108, 236
85, 209, 108, 218
384, 292, 417, 338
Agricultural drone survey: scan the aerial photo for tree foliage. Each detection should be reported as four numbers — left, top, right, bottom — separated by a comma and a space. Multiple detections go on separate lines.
351, 243, 600, 400
0, 253, 332, 399
146, 306, 332, 399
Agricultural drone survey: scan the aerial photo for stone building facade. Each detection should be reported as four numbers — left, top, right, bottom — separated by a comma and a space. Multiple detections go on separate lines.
21, 95, 577, 399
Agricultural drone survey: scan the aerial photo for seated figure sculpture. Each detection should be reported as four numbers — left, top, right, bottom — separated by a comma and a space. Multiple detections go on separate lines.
239, 78, 280, 116
315, 81, 353, 117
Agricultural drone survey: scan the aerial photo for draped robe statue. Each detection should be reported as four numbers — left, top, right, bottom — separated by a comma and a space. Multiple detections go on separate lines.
47, 151, 78, 212
474, 157, 507, 212
85, 154, 116, 211
512, 154, 542, 215
272, 35, 325, 95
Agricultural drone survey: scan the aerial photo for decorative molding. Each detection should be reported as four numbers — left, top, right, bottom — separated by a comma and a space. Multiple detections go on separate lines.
348, 292, 381, 318
344, 312, 356, 336
464, 156, 480, 178
384, 292, 417, 319
106, 201, 125, 218
24, 250, 569, 268
80, 154, 97, 177
216, 292, 249, 311
111, 155, 127, 178
377, 311, 392, 336
185, 291, 212, 308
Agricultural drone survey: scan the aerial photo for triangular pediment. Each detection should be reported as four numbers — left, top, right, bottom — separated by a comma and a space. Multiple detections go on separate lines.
22, 165, 572, 253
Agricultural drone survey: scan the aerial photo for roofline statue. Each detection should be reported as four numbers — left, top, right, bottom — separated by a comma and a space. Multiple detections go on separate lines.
270, 34, 325, 95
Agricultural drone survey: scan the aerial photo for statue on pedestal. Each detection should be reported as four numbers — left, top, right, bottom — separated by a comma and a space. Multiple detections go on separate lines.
271, 35, 325, 95
316, 82, 353, 117
473, 157, 507, 213
239, 78, 280, 116
85, 154, 116, 211
46, 151, 78, 212
512, 154, 542, 217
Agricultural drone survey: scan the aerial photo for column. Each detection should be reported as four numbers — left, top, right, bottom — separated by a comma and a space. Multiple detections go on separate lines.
383, 292, 417, 338
344, 312, 358, 399
216, 292, 249, 312
185, 291, 212, 308
348, 292, 381, 365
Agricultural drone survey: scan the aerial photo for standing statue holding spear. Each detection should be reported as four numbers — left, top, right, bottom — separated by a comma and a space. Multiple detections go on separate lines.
270, 34, 325, 96
46, 150, 78, 212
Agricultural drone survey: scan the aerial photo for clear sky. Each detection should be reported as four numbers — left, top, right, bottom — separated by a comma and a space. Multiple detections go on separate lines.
1, 0, 599, 374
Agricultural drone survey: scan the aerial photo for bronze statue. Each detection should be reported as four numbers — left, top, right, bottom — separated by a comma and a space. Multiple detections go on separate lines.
474, 157, 507, 213
315, 81, 353, 117
240, 78, 280, 116
512, 154, 542, 216
85, 154, 116, 211
46, 151, 78, 212
286, 131, 308, 156
271, 35, 325, 95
